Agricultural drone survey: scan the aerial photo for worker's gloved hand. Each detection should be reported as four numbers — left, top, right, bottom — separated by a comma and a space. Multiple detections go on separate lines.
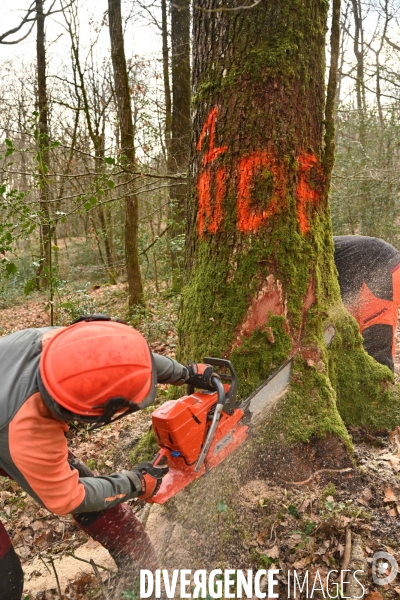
130, 460, 169, 500
185, 363, 220, 391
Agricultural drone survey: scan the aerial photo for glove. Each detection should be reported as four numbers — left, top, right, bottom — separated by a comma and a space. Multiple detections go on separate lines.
186, 363, 220, 391
129, 460, 169, 501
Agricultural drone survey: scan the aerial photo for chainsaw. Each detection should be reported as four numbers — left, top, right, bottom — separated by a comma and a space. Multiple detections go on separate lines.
146, 356, 288, 504
147, 325, 336, 504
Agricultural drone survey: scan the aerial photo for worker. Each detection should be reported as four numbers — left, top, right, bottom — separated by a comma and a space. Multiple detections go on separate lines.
0, 315, 217, 599
334, 235, 400, 371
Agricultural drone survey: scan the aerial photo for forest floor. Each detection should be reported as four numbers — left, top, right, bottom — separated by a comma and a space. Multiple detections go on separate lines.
0, 284, 400, 599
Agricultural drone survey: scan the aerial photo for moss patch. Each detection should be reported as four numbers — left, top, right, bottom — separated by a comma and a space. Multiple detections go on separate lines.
129, 429, 159, 464
327, 306, 400, 431
260, 353, 352, 448
230, 315, 291, 399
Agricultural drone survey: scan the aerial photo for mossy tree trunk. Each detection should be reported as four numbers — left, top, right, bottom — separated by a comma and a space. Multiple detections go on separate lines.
178, 0, 399, 443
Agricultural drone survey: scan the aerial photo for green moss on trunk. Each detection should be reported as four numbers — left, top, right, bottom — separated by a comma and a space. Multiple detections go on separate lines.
327, 307, 400, 430
230, 315, 291, 399
262, 354, 352, 448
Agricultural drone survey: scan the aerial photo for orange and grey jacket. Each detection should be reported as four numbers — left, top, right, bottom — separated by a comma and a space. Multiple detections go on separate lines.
334, 235, 400, 371
0, 327, 186, 516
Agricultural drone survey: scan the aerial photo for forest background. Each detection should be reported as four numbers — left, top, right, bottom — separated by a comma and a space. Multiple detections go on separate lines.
1, 0, 399, 334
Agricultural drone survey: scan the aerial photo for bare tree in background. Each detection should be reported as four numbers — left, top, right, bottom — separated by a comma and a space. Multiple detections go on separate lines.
169, 0, 190, 291
0, 1, 37, 44
108, 0, 144, 306
62, 0, 117, 284
161, 0, 172, 159
36, 0, 52, 290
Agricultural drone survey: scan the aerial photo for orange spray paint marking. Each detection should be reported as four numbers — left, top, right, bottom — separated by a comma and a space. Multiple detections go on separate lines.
296, 153, 324, 234
197, 168, 226, 236
197, 107, 228, 236
197, 107, 227, 165
237, 151, 285, 232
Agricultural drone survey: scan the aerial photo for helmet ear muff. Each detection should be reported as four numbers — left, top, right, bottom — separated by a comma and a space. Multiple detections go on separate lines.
38, 372, 141, 427
89, 397, 140, 430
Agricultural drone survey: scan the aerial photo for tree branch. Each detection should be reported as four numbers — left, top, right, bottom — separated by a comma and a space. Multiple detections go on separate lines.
0, 2, 36, 44
194, 0, 262, 12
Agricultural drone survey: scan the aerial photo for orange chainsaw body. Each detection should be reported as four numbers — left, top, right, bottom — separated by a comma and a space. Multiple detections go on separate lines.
148, 385, 248, 504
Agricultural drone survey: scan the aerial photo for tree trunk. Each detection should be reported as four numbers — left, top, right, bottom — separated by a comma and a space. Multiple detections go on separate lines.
169, 0, 190, 292
351, 0, 366, 142
108, 0, 143, 306
36, 0, 51, 293
178, 0, 398, 440
161, 0, 172, 160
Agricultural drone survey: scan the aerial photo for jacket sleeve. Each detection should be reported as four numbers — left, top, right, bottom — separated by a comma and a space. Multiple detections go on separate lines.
8, 393, 86, 515
72, 473, 141, 513
152, 353, 188, 384
8, 393, 143, 515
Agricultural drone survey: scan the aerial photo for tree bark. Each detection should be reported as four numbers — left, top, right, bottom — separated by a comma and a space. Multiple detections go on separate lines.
169, 0, 190, 291
351, 0, 366, 142
36, 0, 51, 292
108, 0, 144, 306
323, 0, 341, 197
161, 0, 172, 160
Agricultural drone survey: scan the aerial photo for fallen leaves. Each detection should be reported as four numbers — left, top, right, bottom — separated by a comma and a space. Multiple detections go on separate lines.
383, 486, 397, 502
362, 487, 372, 502
265, 544, 279, 558
292, 556, 310, 569
366, 592, 383, 600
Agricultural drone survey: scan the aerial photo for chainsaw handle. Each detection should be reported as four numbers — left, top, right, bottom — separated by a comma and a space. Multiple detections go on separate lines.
194, 376, 226, 473
212, 375, 226, 406
204, 357, 237, 415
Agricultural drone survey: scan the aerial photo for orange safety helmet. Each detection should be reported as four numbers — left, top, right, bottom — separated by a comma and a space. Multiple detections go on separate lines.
38, 318, 157, 426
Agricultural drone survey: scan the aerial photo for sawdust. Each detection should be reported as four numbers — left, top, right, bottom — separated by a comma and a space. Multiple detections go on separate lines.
23, 540, 115, 596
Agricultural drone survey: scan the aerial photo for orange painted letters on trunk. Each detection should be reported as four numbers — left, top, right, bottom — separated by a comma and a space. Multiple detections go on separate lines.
197, 107, 227, 166
197, 107, 227, 236
296, 153, 323, 234
237, 151, 285, 233
197, 168, 226, 235
197, 108, 323, 237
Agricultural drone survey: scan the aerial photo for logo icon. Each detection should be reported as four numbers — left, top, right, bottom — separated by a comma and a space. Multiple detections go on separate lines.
372, 551, 398, 585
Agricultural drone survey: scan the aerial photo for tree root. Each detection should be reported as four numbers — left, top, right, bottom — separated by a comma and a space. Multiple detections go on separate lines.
279, 467, 353, 485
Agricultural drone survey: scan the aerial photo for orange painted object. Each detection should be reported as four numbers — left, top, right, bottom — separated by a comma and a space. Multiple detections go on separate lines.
197, 167, 226, 236
148, 388, 248, 504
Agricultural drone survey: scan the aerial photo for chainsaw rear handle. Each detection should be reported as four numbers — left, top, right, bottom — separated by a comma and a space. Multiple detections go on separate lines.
187, 357, 237, 415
